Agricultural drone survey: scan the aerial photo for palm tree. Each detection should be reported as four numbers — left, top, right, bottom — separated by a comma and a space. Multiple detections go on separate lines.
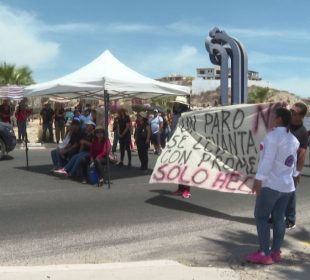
0, 62, 34, 86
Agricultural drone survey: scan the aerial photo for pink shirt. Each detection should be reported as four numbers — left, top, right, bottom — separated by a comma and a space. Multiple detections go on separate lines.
90, 138, 111, 160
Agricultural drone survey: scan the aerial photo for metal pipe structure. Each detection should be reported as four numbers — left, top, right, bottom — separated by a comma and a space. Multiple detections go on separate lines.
205, 27, 248, 105
103, 88, 111, 189
205, 39, 229, 105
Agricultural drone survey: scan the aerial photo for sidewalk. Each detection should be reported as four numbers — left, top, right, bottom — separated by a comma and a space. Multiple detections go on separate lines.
0, 260, 239, 280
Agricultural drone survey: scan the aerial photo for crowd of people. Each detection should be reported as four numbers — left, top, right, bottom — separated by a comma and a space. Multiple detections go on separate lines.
0, 98, 32, 143
1, 96, 310, 266
47, 97, 190, 187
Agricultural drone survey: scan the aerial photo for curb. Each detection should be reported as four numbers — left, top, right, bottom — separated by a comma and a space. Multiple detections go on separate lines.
0, 260, 239, 280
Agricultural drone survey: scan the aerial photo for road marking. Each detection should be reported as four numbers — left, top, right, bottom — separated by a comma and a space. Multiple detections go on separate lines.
0, 260, 180, 272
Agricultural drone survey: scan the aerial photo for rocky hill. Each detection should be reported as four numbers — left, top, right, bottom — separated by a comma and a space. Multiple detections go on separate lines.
190, 86, 306, 108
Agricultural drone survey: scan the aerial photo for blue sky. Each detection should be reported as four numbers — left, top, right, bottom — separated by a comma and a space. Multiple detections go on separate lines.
1, 0, 310, 97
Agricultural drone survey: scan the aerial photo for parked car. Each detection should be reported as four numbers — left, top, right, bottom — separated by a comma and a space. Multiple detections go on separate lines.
0, 121, 16, 159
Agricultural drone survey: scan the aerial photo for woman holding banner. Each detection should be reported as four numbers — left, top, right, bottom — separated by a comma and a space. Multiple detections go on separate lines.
247, 107, 299, 265
170, 96, 191, 199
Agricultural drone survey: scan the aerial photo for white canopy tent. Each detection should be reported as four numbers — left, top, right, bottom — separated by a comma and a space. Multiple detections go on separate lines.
24, 50, 190, 99
24, 50, 190, 186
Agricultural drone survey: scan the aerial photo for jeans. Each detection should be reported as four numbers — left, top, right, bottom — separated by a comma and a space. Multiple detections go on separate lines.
137, 140, 149, 170
55, 122, 65, 144
285, 190, 296, 223
42, 122, 53, 142
254, 187, 290, 255
17, 121, 27, 141
112, 131, 119, 153
119, 135, 131, 164
64, 151, 90, 177
51, 149, 65, 168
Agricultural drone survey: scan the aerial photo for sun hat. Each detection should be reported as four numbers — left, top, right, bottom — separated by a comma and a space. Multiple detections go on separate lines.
172, 96, 189, 106
139, 111, 148, 119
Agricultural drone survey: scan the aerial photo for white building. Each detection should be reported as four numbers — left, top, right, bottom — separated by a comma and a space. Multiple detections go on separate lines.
196, 67, 261, 81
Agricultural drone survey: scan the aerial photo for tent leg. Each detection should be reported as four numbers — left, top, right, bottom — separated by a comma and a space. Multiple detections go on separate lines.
104, 90, 111, 189
25, 131, 29, 169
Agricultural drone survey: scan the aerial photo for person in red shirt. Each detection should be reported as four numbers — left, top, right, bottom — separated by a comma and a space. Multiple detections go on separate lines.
0, 99, 12, 124
15, 99, 32, 142
90, 126, 111, 186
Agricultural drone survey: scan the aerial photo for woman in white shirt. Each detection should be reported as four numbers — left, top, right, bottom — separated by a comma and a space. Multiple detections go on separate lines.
247, 107, 300, 265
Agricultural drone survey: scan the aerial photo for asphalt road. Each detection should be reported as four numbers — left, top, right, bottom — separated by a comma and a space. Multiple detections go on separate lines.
0, 149, 309, 277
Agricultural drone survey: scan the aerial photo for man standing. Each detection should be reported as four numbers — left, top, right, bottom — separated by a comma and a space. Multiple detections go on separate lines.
149, 109, 163, 155
40, 102, 54, 143
54, 103, 66, 144
285, 102, 309, 229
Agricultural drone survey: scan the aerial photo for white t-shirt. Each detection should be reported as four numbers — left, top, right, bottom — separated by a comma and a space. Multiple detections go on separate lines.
149, 116, 163, 134
256, 127, 300, 193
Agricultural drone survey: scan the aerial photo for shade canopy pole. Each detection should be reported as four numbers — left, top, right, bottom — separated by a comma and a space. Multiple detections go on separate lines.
104, 89, 111, 189
25, 130, 29, 169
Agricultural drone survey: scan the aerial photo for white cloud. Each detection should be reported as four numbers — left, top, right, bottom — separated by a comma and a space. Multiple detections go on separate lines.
106, 23, 155, 33
0, 4, 59, 69
227, 27, 310, 40
249, 51, 310, 65
133, 45, 208, 77
41, 23, 96, 33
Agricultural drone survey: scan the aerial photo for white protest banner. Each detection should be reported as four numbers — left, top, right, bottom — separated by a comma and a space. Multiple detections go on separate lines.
150, 103, 285, 194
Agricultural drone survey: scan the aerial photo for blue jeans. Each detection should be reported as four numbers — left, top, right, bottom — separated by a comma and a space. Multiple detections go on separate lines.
51, 149, 66, 168
254, 187, 290, 255
42, 122, 53, 142
285, 190, 296, 223
64, 151, 90, 177
17, 121, 27, 141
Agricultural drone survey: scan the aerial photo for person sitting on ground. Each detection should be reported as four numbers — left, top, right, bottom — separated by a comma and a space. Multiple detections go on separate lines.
54, 120, 96, 179
247, 107, 299, 265
89, 126, 112, 186
50, 119, 82, 170
135, 112, 151, 172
